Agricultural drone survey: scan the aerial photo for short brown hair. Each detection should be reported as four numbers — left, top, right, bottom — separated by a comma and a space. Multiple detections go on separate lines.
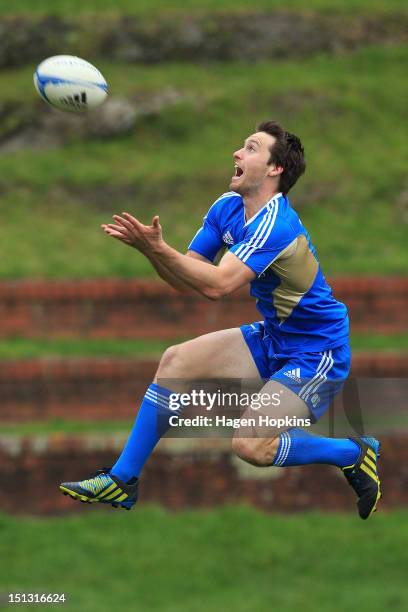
257, 120, 306, 194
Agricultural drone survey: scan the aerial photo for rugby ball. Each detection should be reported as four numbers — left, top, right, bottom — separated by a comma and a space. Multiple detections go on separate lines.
34, 55, 108, 112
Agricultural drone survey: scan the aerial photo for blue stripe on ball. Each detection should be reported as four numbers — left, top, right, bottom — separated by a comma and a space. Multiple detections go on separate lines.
35, 73, 108, 96
34, 70, 52, 103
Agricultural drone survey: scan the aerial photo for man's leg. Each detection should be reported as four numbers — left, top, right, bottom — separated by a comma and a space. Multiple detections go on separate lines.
60, 327, 262, 508
232, 377, 381, 520
111, 327, 262, 482
232, 379, 360, 468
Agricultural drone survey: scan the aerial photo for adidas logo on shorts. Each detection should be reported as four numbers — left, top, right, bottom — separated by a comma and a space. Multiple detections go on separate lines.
222, 231, 234, 245
284, 368, 302, 383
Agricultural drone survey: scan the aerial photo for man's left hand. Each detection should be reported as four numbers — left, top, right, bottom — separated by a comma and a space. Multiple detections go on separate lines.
102, 213, 164, 255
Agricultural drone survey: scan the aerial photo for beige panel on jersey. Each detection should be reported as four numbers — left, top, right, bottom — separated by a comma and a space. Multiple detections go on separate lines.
270, 234, 319, 323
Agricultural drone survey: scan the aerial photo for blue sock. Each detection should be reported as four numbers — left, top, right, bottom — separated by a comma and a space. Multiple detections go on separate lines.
272, 428, 360, 468
111, 383, 176, 482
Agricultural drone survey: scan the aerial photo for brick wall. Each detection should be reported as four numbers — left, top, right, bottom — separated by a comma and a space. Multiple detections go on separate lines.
0, 277, 407, 339
1, 354, 407, 422
0, 435, 406, 515
1, 277, 406, 515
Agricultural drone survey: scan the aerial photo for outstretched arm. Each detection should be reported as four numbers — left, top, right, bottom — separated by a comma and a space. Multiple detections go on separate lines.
102, 213, 255, 299
103, 215, 212, 293
146, 249, 213, 293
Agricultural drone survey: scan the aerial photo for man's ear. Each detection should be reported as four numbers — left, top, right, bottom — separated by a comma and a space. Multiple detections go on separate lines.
267, 164, 284, 178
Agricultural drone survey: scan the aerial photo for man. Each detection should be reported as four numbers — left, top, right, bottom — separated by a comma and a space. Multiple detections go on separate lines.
60, 120, 381, 519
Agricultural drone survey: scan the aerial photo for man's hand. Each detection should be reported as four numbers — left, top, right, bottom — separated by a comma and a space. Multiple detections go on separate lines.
101, 211, 255, 299
102, 213, 164, 255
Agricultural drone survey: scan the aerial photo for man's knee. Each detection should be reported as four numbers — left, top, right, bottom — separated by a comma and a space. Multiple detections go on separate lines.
231, 436, 280, 467
156, 344, 185, 378
159, 345, 178, 372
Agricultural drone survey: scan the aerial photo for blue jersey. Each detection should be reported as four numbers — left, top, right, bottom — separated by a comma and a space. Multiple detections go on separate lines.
188, 191, 349, 353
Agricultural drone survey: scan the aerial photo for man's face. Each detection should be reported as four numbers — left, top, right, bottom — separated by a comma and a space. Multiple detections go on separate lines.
230, 131, 279, 196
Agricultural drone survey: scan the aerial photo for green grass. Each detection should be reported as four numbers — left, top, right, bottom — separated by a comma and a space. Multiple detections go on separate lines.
0, 338, 177, 359
0, 333, 406, 360
0, 45, 407, 277
350, 334, 408, 352
1, 507, 408, 612
0, 0, 406, 17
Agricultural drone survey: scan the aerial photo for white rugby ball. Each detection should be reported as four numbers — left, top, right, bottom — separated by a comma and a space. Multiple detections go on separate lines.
34, 55, 108, 112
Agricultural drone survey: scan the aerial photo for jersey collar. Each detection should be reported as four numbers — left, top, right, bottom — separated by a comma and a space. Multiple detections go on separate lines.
243, 192, 282, 227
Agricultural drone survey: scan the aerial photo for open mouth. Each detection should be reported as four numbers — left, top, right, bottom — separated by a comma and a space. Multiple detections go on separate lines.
233, 165, 244, 179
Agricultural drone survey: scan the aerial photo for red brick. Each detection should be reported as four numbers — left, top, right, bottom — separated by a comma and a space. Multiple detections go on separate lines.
0, 278, 406, 339
1, 354, 407, 423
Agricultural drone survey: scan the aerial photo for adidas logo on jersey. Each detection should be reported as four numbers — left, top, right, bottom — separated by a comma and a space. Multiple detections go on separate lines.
222, 231, 234, 245
284, 368, 302, 383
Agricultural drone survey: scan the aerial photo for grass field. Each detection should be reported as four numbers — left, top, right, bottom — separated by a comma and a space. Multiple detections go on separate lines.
1, 0, 407, 17
0, 333, 407, 359
0, 419, 131, 434
0, 45, 407, 278
1, 506, 408, 612
0, 338, 173, 359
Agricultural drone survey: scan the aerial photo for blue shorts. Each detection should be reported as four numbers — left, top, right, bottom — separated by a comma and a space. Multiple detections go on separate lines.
241, 321, 351, 421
